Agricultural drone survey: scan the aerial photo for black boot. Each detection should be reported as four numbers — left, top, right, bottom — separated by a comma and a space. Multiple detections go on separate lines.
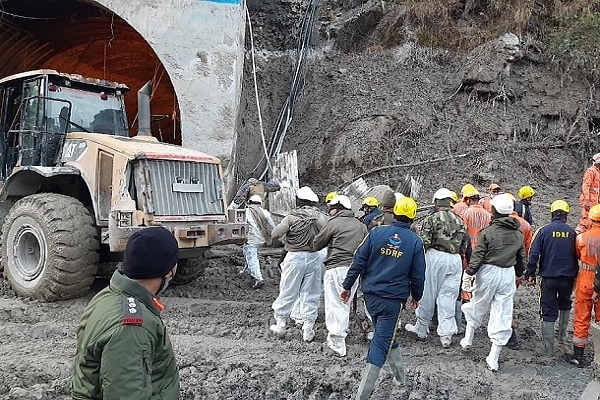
569, 346, 590, 367
506, 329, 519, 350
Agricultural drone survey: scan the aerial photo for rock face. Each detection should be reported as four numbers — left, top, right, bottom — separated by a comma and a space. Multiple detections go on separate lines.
234, 1, 598, 218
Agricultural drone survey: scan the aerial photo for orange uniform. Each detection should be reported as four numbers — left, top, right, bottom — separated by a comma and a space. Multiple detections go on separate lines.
573, 226, 600, 348
453, 200, 468, 216
461, 204, 492, 251
479, 196, 493, 213
510, 211, 533, 257
578, 166, 600, 232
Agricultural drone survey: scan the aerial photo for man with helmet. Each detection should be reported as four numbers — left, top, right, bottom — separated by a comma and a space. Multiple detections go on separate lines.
340, 197, 425, 398
570, 204, 600, 366
577, 153, 600, 233
460, 194, 525, 372
325, 191, 339, 206
526, 200, 577, 357
242, 194, 276, 289
516, 185, 535, 226
405, 188, 468, 348
480, 183, 502, 213
453, 184, 477, 216
312, 195, 367, 352
460, 187, 492, 251
269, 186, 329, 338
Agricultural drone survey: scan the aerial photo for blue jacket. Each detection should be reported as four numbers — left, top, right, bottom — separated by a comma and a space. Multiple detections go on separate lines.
343, 221, 426, 302
516, 199, 533, 226
527, 217, 578, 278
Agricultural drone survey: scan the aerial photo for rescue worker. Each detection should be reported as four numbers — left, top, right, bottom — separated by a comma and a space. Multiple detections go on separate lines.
269, 186, 328, 338
340, 197, 425, 399
460, 188, 492, 251
460, 194, 525, 372
570, 204, 600, 366
527, 200, 577, 356
312, 195, 367, 353
577, 153, 600, 233
242, 194, 276, 289
479, 183, 502, 213
405, 188, 468, 348
228, 177, 289, 209
516, 185, 535, 226
360, 196, 381, 228
453, 184, 477, 216
71, 227, 180, 399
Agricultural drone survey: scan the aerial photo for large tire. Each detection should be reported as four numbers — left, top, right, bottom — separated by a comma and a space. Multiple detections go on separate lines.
2, 193, 99, 301
172, 255, 208, 285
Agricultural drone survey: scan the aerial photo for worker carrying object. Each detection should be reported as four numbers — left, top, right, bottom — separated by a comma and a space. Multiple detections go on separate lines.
242, 195, 276, 289
228, 177, 290, 209
527, 200, 577, 357
570, 204, 600, 367
340, 196, 425, 399
577, 153, 600, 233
460, 193, 525, 372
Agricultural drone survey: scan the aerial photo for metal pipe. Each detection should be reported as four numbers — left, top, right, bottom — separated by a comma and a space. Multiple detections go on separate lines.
137, 80, 152, 136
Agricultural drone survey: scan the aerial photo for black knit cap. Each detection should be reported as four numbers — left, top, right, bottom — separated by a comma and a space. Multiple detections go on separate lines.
122, 227, 179, 279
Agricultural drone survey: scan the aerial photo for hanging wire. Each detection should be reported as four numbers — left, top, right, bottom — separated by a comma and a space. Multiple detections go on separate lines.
245, 5, 272, 174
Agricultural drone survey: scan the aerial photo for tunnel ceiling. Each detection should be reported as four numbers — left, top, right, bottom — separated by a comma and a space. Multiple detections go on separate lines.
0, 0, 180, 144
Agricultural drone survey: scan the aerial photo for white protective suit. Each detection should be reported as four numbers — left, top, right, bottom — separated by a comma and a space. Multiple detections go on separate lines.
243, 206, 275, 282
272, 250, 324, 327
413, 248, 462, 339
323, 266, 359, 356
461, 264, 516, 346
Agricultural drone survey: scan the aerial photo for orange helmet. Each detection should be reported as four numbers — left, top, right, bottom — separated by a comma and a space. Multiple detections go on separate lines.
590, 205, 600, 222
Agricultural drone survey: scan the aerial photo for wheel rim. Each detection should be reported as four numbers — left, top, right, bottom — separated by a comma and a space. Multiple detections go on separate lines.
12, 225, 46, 282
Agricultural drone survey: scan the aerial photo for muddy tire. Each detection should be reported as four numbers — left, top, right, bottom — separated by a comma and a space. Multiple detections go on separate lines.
2, 193, 99, 301
172, 255, 208, 285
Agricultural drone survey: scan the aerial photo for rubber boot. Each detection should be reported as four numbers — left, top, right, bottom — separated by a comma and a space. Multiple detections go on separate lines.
405, 321, 428, 339
569, 345, 590, 368
557, 310, 570, 352
387, 347, 405, 386
269, 317, 286, 337
460, 323, 475, 350
535, 321, 555, 356
486, 344, 503, 371
506, 328, 519, 349
455, 300, 464, 334
302, 321, 315, 342
355, 363, 381, 400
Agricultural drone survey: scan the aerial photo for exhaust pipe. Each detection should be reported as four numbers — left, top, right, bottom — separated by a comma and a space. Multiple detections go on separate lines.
137, 81, 152, 136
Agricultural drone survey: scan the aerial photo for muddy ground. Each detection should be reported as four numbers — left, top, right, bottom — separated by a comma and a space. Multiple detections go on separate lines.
0, 243, 590, 399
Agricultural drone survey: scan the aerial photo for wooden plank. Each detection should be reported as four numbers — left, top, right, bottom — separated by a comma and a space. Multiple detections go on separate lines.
268, 150, 298, 216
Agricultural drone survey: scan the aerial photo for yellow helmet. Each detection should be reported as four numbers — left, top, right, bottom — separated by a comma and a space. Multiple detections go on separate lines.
460, 184, 476, 197
362, 196, 379, 207
393, 197, 418, 219
463, 186, 480, 198
325, 191, 338, 204
590, 204, 600, 222
518, 185, 535, 199
450, 191, 459, 202
550, 200, 569, 213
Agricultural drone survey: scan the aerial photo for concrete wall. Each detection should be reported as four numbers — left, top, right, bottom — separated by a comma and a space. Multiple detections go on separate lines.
95, 0, 246, 160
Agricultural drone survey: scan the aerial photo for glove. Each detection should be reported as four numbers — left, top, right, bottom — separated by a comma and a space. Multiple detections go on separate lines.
515, 276, 523, 289
279, 180, 291, 189
461, 274, 475, 292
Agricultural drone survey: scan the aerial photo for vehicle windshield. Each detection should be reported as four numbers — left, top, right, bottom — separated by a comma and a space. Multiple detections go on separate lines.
47, 86, 128, 136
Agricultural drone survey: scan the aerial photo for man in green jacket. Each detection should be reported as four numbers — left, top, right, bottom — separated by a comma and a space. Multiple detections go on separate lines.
71, 227, 180, 399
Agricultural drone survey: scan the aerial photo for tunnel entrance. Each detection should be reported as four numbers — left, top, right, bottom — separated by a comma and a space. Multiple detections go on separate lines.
0, 0, 180, 143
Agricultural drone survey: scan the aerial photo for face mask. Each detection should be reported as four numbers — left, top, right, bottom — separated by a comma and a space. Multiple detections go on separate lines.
155, 272, 173, 297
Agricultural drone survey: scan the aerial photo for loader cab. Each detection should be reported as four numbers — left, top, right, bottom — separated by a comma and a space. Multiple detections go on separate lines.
0, 71, 129, 181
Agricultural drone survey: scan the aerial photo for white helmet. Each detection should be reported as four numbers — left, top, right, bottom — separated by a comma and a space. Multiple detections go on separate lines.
248, 194, 262, 204
329, 195, 352, 210
296, 186, 319, 203
490, 193, 514, 215
432, 188, 454, 203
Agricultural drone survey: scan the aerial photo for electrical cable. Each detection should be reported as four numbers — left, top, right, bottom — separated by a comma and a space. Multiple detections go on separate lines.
246, 5, 272, 174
